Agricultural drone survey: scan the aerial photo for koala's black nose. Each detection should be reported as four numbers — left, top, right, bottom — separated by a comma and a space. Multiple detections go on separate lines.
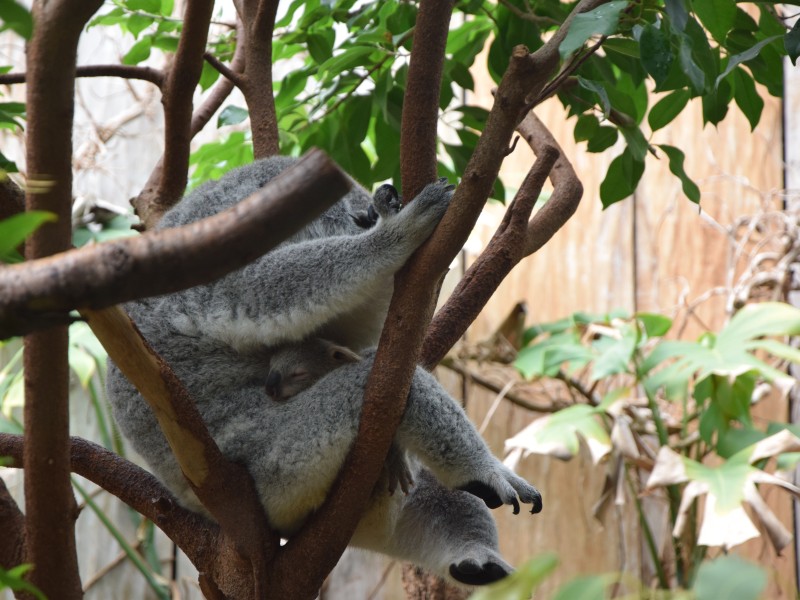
265, 371, 281, 399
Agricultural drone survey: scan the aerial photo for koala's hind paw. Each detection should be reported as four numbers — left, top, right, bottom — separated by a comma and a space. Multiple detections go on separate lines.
458, 466, 542, 515
381, 444, 414, 495
407, 178, 454, 225
449, 558, 510, 586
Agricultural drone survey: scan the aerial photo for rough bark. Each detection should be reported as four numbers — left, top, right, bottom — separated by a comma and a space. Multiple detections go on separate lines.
22, 1, 104, 597
132, 0, 215, 229
0, 151, 351, 339
0, 64, 164, 87
236, 0, 281, 158
399, 0, 456, 201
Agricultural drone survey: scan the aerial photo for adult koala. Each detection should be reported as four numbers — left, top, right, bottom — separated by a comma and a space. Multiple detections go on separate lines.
107, 157, 542, 586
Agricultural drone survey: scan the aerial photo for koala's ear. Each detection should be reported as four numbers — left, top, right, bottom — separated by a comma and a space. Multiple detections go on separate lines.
325, 342, 361, 364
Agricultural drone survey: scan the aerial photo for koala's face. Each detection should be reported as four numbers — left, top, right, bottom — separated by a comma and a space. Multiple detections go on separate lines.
265, 339, 360, 401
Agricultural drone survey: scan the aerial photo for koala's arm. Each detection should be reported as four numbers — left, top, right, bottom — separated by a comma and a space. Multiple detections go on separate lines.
175, 180, 453, 350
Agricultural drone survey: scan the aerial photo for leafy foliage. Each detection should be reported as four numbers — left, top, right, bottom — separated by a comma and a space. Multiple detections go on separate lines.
508, 302, 800, 587
0, 564, 45, 600
0, 211, 57, 263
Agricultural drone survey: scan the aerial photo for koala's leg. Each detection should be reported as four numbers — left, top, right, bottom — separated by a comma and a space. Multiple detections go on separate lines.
353, 469, 513, 586
183, 179, 454, 351
396, 366, 543, 515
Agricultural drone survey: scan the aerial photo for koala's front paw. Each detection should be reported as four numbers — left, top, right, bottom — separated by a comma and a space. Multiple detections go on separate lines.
458, 464, 542, 515
400, 178, 454, 237
373, 184, 402, 218
449, 558, 510, 586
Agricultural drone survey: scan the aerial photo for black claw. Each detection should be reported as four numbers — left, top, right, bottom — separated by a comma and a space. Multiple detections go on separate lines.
530, 492, 543, 514
511, 498, 520, 515
458, 481, 503, 509
449, 561, 510, 586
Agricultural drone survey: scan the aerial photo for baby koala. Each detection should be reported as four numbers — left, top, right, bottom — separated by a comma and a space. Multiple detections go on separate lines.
265, 338, 413, 494
265, 338, 361, 401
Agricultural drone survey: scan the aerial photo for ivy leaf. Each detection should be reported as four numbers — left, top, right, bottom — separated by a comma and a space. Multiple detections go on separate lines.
0, 0, 32, 39
126, 14, 154, 38
574, 114, 599, 142
664, 0, 688, 32
678, 34, 705, 93
658, 144, 700, 203
648, 89, 691, 132
599, 148, 645, 208
586, 126, 617, 153
715, 35, 782, 89
559, 1, 628, 58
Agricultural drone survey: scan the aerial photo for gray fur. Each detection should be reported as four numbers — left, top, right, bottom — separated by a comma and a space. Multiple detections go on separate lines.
106, 157, 541, 586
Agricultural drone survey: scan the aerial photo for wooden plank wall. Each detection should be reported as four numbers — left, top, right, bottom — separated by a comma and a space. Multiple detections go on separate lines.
446, 78, 791, 598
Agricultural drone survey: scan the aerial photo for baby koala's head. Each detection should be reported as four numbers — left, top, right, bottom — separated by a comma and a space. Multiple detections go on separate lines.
265, 338, 361, 401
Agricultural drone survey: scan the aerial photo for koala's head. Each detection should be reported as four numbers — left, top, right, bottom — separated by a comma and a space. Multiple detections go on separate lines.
265, 338, 361, 401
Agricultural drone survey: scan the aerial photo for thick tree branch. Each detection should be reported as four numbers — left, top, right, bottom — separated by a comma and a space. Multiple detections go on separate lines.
22, 1, 104, 597
268, 5, 607, 596
421, 111, 583, 368
192, 24, 247, 137
0, 432, 257, 597
0, 150, 351, 339
399, 0, 455, 200
0, 476, 26, 570
0, 64, 165, 87
79, 307, 274, 597
236, 0, 281, 158
420, 145, 559, 369
132, 0, 215, 229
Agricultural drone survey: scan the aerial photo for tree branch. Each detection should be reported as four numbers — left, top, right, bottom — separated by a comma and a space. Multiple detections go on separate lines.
236, 0, 281, 157
22, 1, 104, 597
132, 0, 215, 229
192, 23, 247, 137
399, 0, 455, 200
420, 144, 559, 369
78, 307, 274, 597
420, 109, 583, 368
0, 150, 351, 339
0, 64, 164, 87
203, 51, 245, 89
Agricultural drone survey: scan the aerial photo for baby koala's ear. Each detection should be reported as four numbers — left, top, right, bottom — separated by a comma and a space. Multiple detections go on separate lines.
322, 340, 361, 364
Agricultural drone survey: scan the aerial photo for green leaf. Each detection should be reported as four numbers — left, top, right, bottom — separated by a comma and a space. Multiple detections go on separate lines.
318, 46, 376, 77
553, 574, 614, 600
0, 0, 32, 39
198, 61, 219, 91
586, 126, 617, 153
664, 0, 688, 32
574, 114, 599, 142
591, 324, 638, 380
125, 0, 161, 12
658, 144, 700, 203
715, 35, 782, 89
648, 89, 691, 131
693, 556, 767, 600
786, 20, 800, 66
122, 36, 153, 65
599, 148, 645, 208
307, 31, 335, 63
637, 313, 672, 338
217, 105, 249, 128
692, 0, 736, 45
126, 14, 154, 38
639, 23, 673, 87
0, 211, 57, 263
559, 1, 628, 59
577, 77, 610, 118
719, 302, 800, 345
470, 554, 558, 600
678, 34, 705, 93
702, 77, 731, 126
731, 67, 763, 131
